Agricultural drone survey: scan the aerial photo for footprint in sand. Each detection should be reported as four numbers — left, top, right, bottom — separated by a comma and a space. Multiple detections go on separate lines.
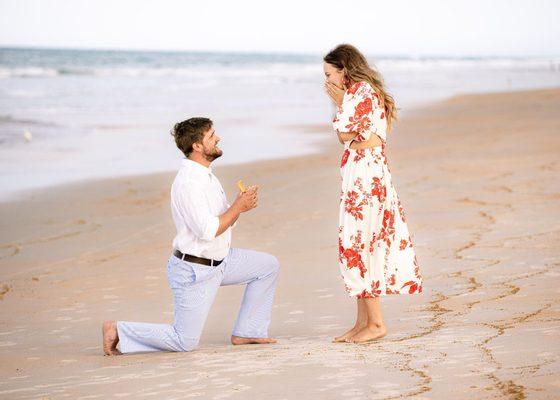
0, 245, 21, 260
0, 284, 12, 299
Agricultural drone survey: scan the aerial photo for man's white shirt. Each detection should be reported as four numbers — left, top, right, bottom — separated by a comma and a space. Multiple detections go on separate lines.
171, 158, 234, 260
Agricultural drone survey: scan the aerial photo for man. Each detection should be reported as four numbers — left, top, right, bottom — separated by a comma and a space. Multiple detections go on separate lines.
102, 117, 280, 355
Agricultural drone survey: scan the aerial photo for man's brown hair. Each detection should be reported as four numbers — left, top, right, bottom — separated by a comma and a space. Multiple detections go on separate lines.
171, 117, 213, 157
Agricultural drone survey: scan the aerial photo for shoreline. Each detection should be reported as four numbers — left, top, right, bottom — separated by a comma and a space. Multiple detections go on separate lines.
1, 87, 559, 398
3, 86, 557, 205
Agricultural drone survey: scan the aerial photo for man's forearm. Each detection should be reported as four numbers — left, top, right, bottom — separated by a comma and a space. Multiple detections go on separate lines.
232, 213, 239, 225
216, 204, 241, 237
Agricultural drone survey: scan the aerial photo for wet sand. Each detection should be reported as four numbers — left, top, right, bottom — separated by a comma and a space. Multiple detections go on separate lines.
1, 88, 559, 399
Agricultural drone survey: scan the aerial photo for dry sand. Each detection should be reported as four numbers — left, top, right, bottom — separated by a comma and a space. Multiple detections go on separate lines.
1, 88, 559, 399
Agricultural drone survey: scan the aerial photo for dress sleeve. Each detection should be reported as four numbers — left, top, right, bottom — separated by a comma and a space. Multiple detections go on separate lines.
175, 182, 220, 241
332, 82, 383, 142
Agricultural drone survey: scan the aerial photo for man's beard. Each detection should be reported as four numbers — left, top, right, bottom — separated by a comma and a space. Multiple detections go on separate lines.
203, 146, 223, 162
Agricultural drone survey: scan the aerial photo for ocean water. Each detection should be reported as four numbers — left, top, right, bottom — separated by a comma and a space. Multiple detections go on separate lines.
1, 47, 559, 200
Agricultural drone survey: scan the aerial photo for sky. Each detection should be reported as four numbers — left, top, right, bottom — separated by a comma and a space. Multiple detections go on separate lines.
0, 0, 559, 57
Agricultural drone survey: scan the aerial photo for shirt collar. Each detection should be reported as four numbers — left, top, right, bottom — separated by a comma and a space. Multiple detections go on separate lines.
181, 158, 213, 177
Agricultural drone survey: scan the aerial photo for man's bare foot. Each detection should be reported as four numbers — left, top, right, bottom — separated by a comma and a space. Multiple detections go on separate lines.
102, 321, 121, 355
231, 335, 277, 345
346, 324, 387, 344
333, 324, 366, 343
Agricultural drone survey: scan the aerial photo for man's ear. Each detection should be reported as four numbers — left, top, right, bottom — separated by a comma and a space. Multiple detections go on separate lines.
192, 142, 203, 153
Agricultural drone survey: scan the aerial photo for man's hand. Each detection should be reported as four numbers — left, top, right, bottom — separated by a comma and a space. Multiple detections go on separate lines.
216, 186, 259, 237
233, 185, 258, 213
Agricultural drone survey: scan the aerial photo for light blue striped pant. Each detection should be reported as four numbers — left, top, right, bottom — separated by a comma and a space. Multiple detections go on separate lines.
116, 247, 280, 353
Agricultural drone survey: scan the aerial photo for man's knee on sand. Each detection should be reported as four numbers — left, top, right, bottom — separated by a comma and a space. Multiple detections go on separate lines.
177, 335, 200, 352
265, 253, 280, 276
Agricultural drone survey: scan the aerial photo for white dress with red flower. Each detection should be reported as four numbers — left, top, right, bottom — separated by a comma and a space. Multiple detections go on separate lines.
332, 81, 422, 299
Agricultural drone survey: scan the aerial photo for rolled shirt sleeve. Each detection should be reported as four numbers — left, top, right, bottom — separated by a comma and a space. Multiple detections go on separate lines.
176, 182, 220, 241
201, 215, 220, 241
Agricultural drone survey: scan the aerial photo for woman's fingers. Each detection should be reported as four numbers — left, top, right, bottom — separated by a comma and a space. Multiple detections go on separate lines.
326, 85, 342, 100
326, 81, 342, 92
325, 86, 336, 99
324, 82, 343, 106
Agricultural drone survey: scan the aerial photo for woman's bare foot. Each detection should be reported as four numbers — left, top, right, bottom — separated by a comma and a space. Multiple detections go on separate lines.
346, 324, 387, 344
102, 321, 121, 355
333, 324, 366, 343
231, 335, 277, 345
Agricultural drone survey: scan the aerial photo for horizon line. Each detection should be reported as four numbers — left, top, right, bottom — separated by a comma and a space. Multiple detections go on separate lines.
1, 44, 559, 60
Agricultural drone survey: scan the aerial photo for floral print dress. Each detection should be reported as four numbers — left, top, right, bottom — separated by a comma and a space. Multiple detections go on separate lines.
332, 81, 423, 299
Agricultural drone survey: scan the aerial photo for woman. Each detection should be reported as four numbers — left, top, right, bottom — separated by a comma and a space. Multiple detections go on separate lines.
323, 44, 423, 344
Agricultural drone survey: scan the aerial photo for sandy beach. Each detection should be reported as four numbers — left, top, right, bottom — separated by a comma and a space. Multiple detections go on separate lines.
1, 88, 559, 399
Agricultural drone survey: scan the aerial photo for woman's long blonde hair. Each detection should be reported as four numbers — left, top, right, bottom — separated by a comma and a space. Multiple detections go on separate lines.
324, 44, 397, 131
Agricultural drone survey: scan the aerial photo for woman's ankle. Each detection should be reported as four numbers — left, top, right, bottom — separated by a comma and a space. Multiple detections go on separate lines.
366, 321, 385, 329
354, 320, 368, 329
